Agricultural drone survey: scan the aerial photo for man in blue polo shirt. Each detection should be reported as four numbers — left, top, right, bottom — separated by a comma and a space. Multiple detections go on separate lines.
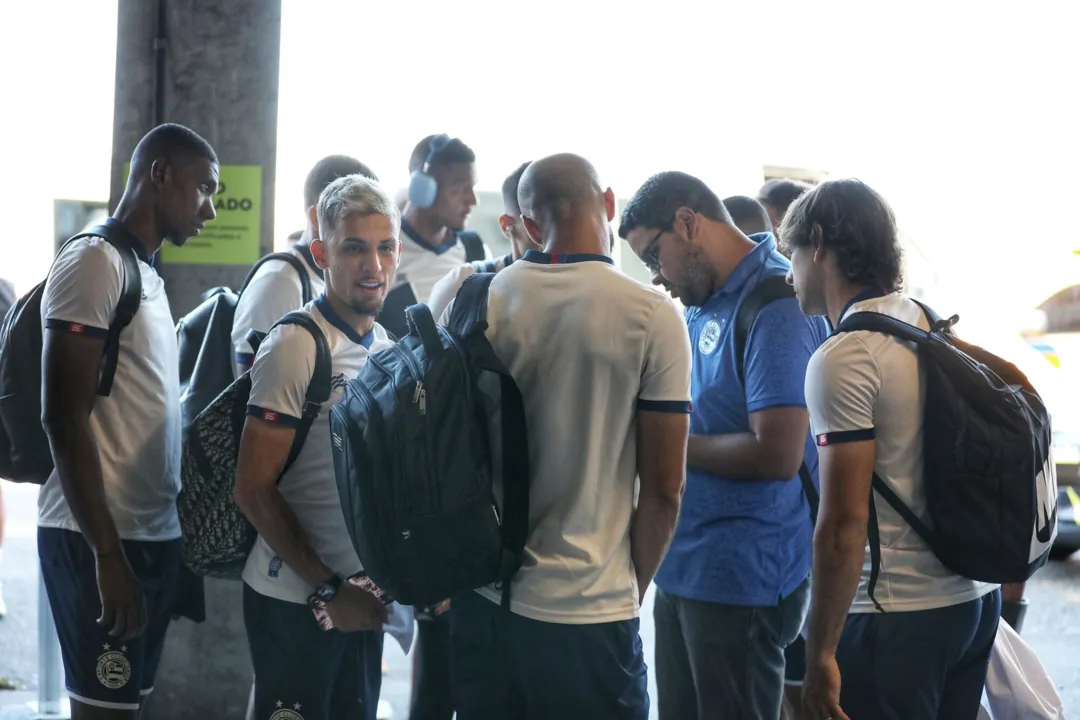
621, 171, 829, 720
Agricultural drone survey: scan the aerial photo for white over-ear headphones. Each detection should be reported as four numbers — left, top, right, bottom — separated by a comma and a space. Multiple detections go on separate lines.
407, 134, 452, 209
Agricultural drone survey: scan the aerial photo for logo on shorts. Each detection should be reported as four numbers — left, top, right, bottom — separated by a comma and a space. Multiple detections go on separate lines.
268, 556, 283, 578
69, 323, 86, 334
698, 320, 723, 355
270, 701, 304, 720
262, 410, 278, 422
817, 434, 829, 447
96, 646, 131, 690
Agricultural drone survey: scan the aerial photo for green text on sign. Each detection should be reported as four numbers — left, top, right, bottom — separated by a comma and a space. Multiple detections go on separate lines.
162, 165, 262, 265
122, 163, 262, 265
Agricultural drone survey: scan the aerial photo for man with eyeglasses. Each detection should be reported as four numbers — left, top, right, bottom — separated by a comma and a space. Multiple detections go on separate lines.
620, 171, 828, 720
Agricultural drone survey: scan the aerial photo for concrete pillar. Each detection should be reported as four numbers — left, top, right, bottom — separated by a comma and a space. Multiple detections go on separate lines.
108, 1, 281, 716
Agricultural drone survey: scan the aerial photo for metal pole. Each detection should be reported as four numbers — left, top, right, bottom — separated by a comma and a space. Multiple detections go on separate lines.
34, 565, 69, 719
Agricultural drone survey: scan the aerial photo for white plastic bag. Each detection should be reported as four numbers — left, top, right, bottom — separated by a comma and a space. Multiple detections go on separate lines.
979, 621, 1065, 720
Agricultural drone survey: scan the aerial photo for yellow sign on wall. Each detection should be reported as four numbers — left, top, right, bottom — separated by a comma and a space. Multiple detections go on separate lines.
162, 165, 262, 265
122, 163, 262, 265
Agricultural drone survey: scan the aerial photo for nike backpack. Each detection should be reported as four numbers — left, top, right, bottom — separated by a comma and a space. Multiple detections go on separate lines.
176, 250, 313, 434
330, 273, 530, 607
834, 301, 1058, 609
0, 224, 142, 484
177, 312, 330, 578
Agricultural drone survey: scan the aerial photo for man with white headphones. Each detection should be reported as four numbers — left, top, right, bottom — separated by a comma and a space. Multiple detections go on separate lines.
379, 134, 487, 340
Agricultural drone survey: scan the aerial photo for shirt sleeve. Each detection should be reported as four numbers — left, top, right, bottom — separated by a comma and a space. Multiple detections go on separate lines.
231, 260, 307, 372
804, 332, 881, 446
638, 296, 693, 413
42, 238, 124, 339
742, 297, 827, 413
246, 321, 317, 428
427, 264, 474, 326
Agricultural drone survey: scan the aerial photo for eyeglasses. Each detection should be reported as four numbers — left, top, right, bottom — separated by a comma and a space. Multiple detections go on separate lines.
640, 228, 665, 273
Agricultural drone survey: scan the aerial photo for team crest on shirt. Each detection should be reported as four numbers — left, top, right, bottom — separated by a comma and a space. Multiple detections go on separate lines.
270, 701, 305, 720
698, 320, 723, 355
96, 644, 131, 690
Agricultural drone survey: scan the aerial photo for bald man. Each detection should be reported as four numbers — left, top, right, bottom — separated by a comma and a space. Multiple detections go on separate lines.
442, 154, 692, 719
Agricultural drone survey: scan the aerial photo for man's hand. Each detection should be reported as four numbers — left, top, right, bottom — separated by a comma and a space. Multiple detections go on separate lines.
324, 584, 389, 632
802, 653, 849, 720
95, 553, 147, 642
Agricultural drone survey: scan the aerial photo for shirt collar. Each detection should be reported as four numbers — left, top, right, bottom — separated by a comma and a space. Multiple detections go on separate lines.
292, 241, 323, 280
521, 250, 615, 265
314, 294, 374, 348
400, 218, 459, 254
715, 232, 777, 298
104, 217, 152, 265
838, 287, 890, 324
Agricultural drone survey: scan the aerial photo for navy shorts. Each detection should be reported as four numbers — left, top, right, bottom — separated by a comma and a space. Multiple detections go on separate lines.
38, 528, 181, 712
448, 590, 649, 720
243, 583, 384, 720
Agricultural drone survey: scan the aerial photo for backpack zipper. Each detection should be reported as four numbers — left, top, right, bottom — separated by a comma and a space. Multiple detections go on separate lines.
392, 344, 438, 510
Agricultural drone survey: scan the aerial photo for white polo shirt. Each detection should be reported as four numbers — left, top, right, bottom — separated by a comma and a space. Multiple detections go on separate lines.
393, 220, 487, 305
39, 230, 181, 541
426, 253, 513, 323
445, 249, 693, 625
231, 244, 324, 374
242, 295, 394, 604
805, 292, 998, 613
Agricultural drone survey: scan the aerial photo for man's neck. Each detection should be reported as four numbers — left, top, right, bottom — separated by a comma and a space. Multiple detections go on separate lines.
702, 227, 756, 292
403, 206, 450, 247
324, 290, 375, 337
542, 216, 609, 257
112, 198, 164, 258
827, 280, 877, 329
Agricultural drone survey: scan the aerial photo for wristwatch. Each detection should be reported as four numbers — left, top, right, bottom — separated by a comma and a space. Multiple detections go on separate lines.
308, 573, 344, 609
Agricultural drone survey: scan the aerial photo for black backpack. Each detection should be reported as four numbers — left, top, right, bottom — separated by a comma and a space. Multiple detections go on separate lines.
0, 224, 142, 484
177, 312, 330, 578
834, 301, 1058, 610
734, 274, 820, 523
330, 273, 529, 607
176, 250, 313, 433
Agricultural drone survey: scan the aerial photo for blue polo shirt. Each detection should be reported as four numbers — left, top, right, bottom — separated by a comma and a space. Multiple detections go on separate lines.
654, 234, 829, 607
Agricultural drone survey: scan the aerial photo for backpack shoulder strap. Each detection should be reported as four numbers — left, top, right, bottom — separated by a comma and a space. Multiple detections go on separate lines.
734, 274, 795, 383
270, 311, 332, 476
447, 272, 496, 336
81, 224, 143, 397
470, 258, 499, 274
834, 310, 930, 345
239, 252, 313, 304
458, 231, 486, 263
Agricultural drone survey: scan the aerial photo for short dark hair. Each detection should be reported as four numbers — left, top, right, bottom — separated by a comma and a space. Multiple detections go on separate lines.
408, 135, 476, 174
501, 162, 531, 215
722, 195, 771, 236
131, 123, 218, 171
758, 178, 812, 214
618, 171, 729, 239
781, 178, 904, 292
304, 155, 377, 209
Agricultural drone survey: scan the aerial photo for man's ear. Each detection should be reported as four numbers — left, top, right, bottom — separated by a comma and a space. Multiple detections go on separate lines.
498, 214, 514, 240
522, 215, 543, 247
307, 205, 320, 239
811, 224, 826, 264
604, 187, 616, 222
310, 236, 329, 270
150, 158, 169, 190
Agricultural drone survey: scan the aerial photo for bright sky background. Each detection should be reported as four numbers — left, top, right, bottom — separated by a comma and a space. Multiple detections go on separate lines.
2, 0, 1078, 331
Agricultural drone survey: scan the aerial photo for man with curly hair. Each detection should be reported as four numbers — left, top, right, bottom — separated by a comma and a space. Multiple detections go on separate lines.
784, 178, 1001, 720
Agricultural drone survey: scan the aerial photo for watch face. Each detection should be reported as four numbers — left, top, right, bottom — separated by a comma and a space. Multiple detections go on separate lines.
316, 585, 336, 602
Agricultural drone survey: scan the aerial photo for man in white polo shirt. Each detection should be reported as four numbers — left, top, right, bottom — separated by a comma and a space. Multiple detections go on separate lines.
379, 134, 487, 340
231, 155, 377, 376
39, 123, 218, 718
234, 174, 401, 720
784, 178, 1001, 720
444, 153, 692, 719
426, 161, 539, 322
